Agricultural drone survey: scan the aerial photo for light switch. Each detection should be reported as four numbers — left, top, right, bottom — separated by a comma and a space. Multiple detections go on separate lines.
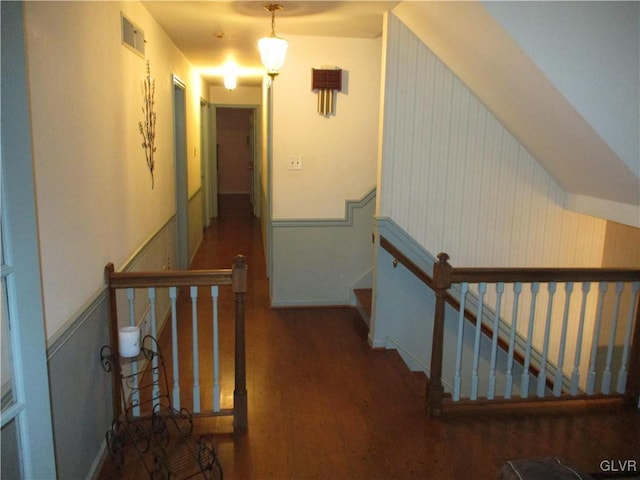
288, 155, 303, 170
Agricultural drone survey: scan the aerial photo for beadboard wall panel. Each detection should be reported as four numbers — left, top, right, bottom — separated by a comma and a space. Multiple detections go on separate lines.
379, 13, 607, 269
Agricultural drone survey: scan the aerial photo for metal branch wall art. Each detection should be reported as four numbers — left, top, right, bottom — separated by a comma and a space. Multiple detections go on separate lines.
138, 61, 157, 188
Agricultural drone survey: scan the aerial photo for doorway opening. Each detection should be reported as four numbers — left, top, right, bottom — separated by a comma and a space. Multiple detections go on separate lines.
216, 107, 255, 217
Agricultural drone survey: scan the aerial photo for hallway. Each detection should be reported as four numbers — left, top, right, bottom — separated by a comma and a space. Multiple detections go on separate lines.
193, 199, 640, 480
101, 198, 640, 479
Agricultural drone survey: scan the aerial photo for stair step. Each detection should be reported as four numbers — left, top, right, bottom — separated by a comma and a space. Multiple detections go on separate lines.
354, 288, 373, 330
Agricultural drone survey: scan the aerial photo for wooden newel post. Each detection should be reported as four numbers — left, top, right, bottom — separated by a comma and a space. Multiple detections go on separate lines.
232, 255, 248, 430
624, 291, 640, 409
104, 263, 123, 419
428, 253, 452, 416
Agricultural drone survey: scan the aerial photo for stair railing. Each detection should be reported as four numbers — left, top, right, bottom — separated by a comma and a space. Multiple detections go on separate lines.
104, 255, 248, 430
429, 252, 640, 416
380, 236, 546, 391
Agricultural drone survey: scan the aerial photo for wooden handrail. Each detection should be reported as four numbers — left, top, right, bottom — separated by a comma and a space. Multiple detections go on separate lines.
380, 236, 483, 334
379, 237, 640, 415
379, 236, 549, 400
104, 255, 248, 429
450, 266, 639, 284
106, 269, 234, 288
379, 236, 433, 288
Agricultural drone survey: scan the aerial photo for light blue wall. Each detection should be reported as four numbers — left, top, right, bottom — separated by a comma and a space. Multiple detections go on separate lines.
47, 293, 111, 479
372, 218, 534, 399
46, 215, 177, 479
270, 190, 375, 307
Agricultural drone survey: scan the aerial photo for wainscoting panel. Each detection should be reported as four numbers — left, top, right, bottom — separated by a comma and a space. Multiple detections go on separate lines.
379, 13, 607, 270
373, 13, 617, 397
372, 218, 531, 398
271, 190, 375, 307
47, 291, 111, 479
46, 216, 177, 479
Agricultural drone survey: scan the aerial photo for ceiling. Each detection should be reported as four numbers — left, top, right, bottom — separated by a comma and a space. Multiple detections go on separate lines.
141, 1, 399, 86
141, 1, 638, 225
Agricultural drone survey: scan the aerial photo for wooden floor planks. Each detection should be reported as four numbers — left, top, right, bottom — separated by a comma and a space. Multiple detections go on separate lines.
99, 196, 640, 480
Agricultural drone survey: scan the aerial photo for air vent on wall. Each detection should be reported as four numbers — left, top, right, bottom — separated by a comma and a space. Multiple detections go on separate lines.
121, 13, 145, 57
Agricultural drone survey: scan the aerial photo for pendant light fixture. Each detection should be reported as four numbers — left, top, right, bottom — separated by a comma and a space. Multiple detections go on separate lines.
258, 4, 288, 78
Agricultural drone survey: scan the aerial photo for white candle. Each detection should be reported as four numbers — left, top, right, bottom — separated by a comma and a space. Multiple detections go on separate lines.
118, 326, 140, 357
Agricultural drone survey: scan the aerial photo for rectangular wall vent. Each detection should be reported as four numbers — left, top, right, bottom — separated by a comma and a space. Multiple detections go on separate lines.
121, 13, 145, 57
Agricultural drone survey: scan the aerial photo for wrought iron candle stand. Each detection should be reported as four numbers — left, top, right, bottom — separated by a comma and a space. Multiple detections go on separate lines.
101, 335, 223, 479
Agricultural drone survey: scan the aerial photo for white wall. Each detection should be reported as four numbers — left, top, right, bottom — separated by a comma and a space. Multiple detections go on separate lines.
377, 12, 607, 269
483, 1, 640, 178
24, 1, 203, 340
265, 34, 381, 306
272, 35, 381, 219
209, 86, 262, 105
372, 12, 638, 394
392, 1, 639, 226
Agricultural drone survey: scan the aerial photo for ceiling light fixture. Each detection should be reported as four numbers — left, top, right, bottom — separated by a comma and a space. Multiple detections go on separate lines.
224, 73, 237, 90
258, 4, 287, 79
223, 61, 238, 90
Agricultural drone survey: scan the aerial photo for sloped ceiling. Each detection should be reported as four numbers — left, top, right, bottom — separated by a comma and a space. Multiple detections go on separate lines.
393, 1, 639, 227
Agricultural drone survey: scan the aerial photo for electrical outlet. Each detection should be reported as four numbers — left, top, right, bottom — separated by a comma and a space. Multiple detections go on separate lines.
288, 155, 303, 170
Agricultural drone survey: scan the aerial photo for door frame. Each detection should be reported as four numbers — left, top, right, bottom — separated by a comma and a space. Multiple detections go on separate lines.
200, 99, 211, 227
210, 104, 260, 217
173, 75, 189, 269
1, 3, 57, 477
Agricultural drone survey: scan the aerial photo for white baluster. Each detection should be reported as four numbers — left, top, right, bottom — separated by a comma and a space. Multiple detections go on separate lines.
212, 286, 221, 412
127, 288, 136, 327
554, 282, 573, 397
471, 283, 486, 401
148, 288, 157, 337
488, 283, 504, 400
586, 282, 607, 394
191, 286, 200, 413
453, 283, 468, 401
570, 282, 591, 395
537, 282, 556, 398
170, 287, 180, 409
127, 288, 140, 416
521, 282, 539, 398
602, 282, 623, 394
505, 283, 522, 399
453, 282, 469, 402
148, 287, 159, 406
617, 282, 640, 393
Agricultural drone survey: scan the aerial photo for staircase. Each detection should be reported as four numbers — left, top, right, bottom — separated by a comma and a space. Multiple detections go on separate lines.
354, 288, 373, 334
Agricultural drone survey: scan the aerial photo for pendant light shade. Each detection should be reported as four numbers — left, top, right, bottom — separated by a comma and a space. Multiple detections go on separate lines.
224, 73, 237, 90
258, 4, 287, 78
258, 36, 288, 77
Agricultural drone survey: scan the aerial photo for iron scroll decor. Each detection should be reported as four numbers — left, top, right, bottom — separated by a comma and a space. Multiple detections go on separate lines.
138, 61, 157, 189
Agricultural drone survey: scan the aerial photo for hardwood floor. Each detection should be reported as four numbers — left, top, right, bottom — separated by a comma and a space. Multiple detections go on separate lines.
99, 197, 640, 479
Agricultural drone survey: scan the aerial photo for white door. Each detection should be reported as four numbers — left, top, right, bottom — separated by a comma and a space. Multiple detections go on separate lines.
1, 2, 57, 477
